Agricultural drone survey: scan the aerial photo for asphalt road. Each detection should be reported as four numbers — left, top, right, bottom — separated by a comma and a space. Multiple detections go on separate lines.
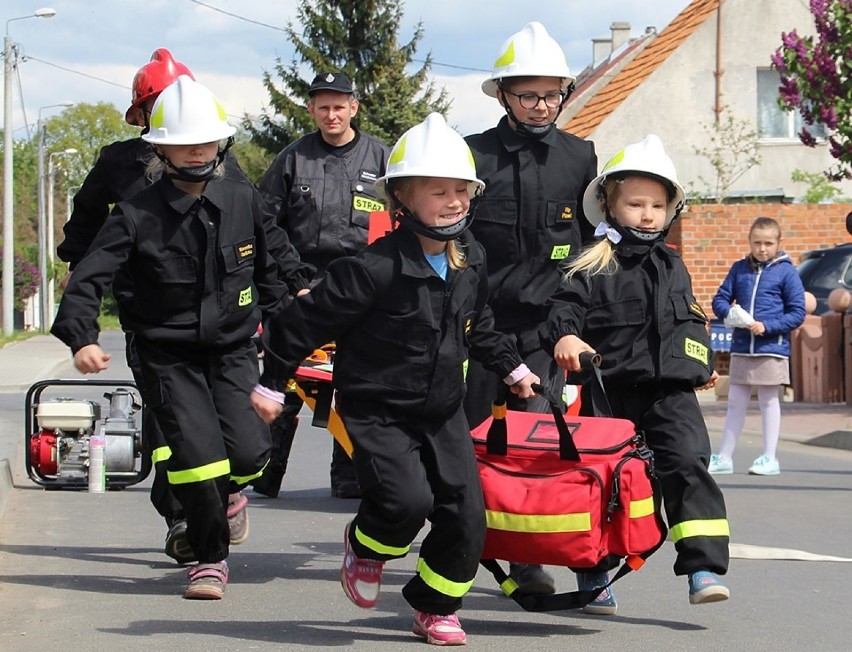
1, 331, 851, 651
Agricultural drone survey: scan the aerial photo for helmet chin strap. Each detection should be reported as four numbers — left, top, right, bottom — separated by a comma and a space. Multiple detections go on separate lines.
503, 104, 556, 140
605, 216, 666, 246
155, 136, 234, 183
394, 208, 473, 242
498, 83, 572, 140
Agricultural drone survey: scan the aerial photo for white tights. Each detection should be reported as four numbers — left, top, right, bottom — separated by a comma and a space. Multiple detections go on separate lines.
718, 384, 781, 460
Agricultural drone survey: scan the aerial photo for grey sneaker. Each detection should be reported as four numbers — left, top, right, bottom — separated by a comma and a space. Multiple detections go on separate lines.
227, 492, 249, 545
508, 563, 556, 595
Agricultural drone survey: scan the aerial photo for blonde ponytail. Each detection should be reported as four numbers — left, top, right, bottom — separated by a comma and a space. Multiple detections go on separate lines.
562, 239, 619, 280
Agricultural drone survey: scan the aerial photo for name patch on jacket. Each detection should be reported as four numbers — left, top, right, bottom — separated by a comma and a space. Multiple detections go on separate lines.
550, 244, 571, 260
353, 195, 385, 212
238, 287, 253, 307
684, 337, 709, 364
235, 239, 255, 262
559, 205, 574, 221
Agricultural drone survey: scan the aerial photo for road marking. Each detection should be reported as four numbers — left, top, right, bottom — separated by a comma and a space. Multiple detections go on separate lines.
730, 543, 852, 562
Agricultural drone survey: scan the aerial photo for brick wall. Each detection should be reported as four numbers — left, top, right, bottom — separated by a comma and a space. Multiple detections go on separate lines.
668, 203, 852, 313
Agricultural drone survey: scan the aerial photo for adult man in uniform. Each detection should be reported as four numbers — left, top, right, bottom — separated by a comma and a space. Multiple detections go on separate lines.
256, 72, 389, 498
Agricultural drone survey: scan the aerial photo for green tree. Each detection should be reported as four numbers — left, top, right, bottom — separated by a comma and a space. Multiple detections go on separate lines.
245, 0, 450, 154
773, 0, 852, 180
230, 131, 275, 184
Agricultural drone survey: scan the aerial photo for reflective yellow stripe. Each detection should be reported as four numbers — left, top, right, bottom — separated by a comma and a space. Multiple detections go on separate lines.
629, 496, 655, 519
500, 577, 519, 596
486, 510, 591, 533
670, 518, 730, 542
416, 558, 473, 598
168, 459, 230, 485
231, 468, 263, 485
151, 445, 172, 465
354, 525, 410, 557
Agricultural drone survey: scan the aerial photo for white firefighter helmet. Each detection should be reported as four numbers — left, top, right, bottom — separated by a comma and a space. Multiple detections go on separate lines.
481, 22, 575, 98
142, 75, 236, 145
582, 134, 686, 228
374, 112, 485, 200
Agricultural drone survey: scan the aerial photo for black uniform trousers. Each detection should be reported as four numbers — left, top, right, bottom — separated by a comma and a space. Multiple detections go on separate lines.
125, 333, 183, 523
339, 397, 486, 615
133, 337, 271, 563
582, 381, 730, 576
464, 343, 564, 429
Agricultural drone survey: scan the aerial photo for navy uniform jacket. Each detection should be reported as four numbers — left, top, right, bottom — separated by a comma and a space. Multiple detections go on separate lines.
52, 174, 287, 352
258, 129, 389, 276
261, 228, 523, 419
465, 117, 597, 348
543, 241, 714, 388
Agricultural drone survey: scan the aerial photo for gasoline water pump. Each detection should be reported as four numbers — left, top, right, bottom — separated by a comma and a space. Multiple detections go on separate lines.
25, 379, 150, 489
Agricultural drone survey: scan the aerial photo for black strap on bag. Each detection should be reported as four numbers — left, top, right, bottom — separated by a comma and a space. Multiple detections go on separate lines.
479, 352, 669, 612
485, 351, 604, 461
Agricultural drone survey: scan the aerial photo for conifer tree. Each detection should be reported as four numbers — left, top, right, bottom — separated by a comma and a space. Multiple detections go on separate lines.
244, 0, 450, 153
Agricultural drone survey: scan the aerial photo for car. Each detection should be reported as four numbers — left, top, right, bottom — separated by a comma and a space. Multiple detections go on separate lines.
797, 242, 852, 315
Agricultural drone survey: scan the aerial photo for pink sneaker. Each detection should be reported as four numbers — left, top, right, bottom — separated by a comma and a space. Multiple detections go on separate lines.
412, 610, 467, 646
340, 522, 384, 608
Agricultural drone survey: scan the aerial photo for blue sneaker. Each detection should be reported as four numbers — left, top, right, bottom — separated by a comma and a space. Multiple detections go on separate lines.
708, 454, 733, 475
688, 570, 730, 604
577, 571, 617, 615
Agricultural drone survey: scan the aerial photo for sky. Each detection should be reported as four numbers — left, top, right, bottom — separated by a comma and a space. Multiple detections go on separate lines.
2, 0, 694, 143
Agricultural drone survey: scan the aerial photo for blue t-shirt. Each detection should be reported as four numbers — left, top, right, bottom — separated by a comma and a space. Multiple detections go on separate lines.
424, 251, 448, 280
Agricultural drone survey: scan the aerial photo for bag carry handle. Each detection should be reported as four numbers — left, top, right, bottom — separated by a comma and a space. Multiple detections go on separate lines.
485, 352, 606, 461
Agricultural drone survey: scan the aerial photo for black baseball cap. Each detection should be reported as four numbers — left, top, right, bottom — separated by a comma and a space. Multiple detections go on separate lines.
307, 72, 354, 96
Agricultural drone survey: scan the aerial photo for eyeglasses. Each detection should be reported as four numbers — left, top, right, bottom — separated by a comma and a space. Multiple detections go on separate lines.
502, 89, 566, 109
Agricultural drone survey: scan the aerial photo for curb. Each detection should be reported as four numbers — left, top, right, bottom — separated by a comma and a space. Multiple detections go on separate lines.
0, 360, 72, 394
0, 458, 12, 520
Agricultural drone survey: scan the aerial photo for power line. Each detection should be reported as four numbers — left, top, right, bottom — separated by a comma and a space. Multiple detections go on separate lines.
186, 0, 490, 73
187, 0, 288, 32
24, 55, 130, 91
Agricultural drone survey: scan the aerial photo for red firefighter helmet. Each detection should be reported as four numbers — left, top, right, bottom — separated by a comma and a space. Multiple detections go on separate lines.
125, 48, 195, 126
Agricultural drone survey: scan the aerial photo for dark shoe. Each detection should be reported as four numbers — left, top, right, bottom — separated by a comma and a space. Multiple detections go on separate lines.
331, 478, 361, 499
508, 563, 556, 595
251, 463, 285, 498
164, 519, 196, 565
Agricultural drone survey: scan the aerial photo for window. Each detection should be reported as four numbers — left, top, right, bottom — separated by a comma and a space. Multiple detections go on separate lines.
756, 68, 826, 140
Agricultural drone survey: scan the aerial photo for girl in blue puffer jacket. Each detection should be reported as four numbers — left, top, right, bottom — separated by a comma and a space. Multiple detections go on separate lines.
709, 217, 806, 476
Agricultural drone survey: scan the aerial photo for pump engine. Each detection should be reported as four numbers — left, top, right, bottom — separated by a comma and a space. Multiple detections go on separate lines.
25, 379, 150, 489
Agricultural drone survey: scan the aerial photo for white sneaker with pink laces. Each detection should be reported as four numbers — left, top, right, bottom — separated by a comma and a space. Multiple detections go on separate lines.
340, 522, 385, 608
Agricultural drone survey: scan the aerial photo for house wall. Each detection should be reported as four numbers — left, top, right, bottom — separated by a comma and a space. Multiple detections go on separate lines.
584, 0, 852, 199
668, 202, 852, 313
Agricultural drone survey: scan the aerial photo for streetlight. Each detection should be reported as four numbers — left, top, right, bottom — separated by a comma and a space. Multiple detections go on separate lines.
44, 148, 77, 330
3, 7, 57, 335
37, 103, 73, 332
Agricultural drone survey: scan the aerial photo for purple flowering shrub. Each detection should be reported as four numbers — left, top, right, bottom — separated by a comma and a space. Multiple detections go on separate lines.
773, 0, 851, 179
0, 249, 42, 310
